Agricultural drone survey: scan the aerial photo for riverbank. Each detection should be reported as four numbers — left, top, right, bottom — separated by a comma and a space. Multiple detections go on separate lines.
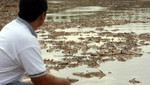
1, 0, 150, 85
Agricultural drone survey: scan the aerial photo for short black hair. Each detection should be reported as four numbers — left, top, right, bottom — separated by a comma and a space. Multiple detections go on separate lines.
18, 0, 48, 22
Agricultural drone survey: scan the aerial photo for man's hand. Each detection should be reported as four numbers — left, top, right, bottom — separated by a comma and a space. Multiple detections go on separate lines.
31, 73, 71, 85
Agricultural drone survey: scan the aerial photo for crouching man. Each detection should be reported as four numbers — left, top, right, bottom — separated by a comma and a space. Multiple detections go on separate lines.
0, 0, 71, 85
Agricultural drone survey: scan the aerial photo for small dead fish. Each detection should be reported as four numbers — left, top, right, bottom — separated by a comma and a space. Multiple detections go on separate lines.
129, 78, 141, 84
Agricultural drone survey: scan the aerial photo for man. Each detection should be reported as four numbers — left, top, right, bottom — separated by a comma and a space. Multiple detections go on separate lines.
0, 0, 71, 85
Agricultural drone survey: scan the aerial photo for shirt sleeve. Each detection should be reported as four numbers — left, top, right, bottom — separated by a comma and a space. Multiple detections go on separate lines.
18, 47, 46, 78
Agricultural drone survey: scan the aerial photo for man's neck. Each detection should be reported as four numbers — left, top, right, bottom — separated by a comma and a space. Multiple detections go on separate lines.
28, 21, 38, 31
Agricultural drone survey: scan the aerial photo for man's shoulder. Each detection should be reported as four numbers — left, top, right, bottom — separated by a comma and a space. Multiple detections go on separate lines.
5, 19, 33, 37
5, 19, 21, 29
1, 19, 39, 47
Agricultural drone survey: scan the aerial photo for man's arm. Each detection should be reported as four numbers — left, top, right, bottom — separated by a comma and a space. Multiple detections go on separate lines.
31, 73, 71, 85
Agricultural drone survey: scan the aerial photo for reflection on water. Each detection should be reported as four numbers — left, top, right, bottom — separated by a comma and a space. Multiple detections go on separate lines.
46, 12, 94, 22
64, 6, 107, 12
107, 8, 150, 21
48, 1, 64, 4
46, 0, 150, 22
105, 23, 150, 34
45, 6, 107, 22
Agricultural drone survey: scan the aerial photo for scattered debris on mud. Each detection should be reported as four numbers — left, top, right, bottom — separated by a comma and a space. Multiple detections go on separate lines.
129, 78, 141, 85
72, 70, 106, 79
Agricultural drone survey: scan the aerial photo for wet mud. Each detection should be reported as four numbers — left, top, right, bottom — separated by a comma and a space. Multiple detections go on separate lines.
1, 0, 150, 85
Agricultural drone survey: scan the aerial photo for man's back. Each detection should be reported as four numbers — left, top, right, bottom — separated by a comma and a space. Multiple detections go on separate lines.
0, 19, 41, 84
0, 0, 71, 84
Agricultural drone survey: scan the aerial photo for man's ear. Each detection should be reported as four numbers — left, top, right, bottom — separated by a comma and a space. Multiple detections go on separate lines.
36, 12, 46, 27
40, 12, 46, 21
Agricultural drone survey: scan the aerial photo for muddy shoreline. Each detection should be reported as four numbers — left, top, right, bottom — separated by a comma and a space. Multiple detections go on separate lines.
1, 0, 150, 85
1, 0, 150, 29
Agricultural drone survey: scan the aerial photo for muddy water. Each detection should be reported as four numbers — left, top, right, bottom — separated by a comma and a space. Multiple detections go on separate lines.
37, 0, 150, 85
105, 23, 150, 34
50, 54, 150, 85
45, 6, 107, 22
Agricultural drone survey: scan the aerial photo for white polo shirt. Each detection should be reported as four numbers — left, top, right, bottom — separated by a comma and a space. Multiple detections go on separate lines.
0, 17, 46, 84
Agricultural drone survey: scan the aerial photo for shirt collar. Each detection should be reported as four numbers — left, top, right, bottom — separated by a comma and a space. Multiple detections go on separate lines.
16, 17, 37, 38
